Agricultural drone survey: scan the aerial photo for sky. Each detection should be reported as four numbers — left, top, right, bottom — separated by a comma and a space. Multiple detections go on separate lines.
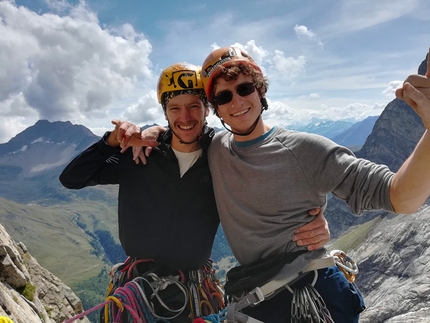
1, 0, 429, 143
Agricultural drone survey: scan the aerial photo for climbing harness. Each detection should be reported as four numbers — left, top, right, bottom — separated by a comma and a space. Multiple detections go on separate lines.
200, 250, 359, 323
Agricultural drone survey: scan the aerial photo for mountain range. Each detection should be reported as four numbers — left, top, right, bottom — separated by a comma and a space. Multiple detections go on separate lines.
0, 51, 429, 322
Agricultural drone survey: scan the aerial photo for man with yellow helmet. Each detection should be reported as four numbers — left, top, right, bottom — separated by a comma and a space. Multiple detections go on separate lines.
60, 62, 222, 322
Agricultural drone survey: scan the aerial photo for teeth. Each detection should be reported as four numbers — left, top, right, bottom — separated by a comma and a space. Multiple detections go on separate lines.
178, 125, 194, 130
232, 109, 248, 117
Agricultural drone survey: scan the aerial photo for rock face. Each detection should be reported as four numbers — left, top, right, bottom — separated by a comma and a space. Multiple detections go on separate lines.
0, 224, 90, 323
350, 205, 430, 322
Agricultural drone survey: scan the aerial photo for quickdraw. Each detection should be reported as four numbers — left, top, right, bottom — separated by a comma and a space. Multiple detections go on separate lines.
188, 260, 225, 321
329, 250, 359, 282
291, 283, 335, 323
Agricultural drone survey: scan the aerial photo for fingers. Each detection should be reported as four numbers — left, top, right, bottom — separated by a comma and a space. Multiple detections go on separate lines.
124, 136, 159, 148
292, 226, 330, 251
121, 124, 141, 148
300, 234, 330, 251
307, 208, 320, 216
138, 152, 147, 165
398, 80, 430, 105
295, 209, 324, 232
404, 83, 430, 109
110, 120, 143, 148
403, 83, 430, 129
144, 146, 153, 157
132, 147, 147, 165
397, 54, 430, 104
403, 74, 430, 89
140, 126, 166, 142
293, 209, 330, 251
395, 87, 405, 100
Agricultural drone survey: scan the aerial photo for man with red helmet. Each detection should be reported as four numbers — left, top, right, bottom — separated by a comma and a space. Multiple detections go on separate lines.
197, 46, 430, 323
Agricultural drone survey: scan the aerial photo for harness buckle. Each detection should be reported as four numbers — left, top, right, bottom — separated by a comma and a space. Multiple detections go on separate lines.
249, 287, 265, 305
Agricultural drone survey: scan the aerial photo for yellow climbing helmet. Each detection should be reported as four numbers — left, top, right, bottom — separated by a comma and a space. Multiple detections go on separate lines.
0, 317, 14, 323
157, 62, 207, 109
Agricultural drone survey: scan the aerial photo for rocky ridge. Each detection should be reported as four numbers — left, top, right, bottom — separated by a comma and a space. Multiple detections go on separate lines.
351, 205, 430, 322
0, 223, 90, 323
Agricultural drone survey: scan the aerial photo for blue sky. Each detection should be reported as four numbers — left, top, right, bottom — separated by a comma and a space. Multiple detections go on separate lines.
0, 0, 429, 142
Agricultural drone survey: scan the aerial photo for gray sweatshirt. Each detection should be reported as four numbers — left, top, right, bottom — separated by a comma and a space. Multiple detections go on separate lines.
208, 126, 394, 270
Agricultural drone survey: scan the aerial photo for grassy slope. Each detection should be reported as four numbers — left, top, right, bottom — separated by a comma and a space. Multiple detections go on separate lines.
0, 196, 118, 285
328, 215, 382, 252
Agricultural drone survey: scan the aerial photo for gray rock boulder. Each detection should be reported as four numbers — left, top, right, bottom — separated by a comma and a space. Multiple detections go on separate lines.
0, 224, 90, 323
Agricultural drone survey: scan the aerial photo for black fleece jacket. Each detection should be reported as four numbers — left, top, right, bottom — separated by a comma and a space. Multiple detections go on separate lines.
59, 126, 219, 271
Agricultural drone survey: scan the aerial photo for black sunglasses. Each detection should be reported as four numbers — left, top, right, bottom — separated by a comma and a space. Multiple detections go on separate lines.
213, 82, 257, 105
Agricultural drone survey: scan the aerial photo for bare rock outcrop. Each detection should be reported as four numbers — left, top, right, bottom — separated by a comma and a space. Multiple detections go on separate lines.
349, 205, 430, 322
0, 224, 90, 323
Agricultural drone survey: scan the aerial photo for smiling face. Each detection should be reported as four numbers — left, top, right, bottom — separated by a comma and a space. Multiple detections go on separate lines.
214, 74, 266, 141
165, 94, 209, 152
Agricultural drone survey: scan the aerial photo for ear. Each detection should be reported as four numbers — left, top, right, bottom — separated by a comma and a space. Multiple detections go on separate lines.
204, 105, 210, 117
164, 112, 168, 121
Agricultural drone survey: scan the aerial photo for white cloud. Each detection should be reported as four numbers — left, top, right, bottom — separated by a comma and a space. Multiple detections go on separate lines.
298, 93, 320, 100
0, 116, 36, 143
294, 24, 324, 47
382, 80, 403, 96
122, 90, 164, 124
44, 0, 73, 12
329, 0, 420, 34
0, 1, 153, 126
269, 50, 306, 81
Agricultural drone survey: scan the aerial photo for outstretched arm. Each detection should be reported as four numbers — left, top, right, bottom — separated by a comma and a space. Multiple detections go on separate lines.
292, 208, 330, 251
392, 48, 430, 213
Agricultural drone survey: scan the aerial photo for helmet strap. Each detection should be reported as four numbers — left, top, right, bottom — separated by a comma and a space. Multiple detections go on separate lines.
218, 97, 268, 137
220, 115, 260, 137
